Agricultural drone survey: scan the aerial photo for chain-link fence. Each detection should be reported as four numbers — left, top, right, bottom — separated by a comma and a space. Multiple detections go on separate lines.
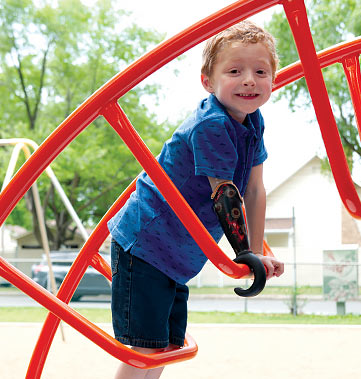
2, 256, 361, 315
188, 259, 361, 315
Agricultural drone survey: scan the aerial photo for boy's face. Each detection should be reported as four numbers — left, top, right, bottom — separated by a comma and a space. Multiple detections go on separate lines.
201, 41, 273, 123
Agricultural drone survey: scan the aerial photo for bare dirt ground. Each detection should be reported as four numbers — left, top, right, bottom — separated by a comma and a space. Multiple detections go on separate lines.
1, 322, 361, 379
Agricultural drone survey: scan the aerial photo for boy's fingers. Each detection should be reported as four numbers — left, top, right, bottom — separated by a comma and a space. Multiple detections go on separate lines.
257, 255, 284, 280
273, 262, 284, 277
265, 262, 274, 280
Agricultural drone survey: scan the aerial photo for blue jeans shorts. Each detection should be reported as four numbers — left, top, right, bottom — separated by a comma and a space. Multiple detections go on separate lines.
111, 239, 189, 349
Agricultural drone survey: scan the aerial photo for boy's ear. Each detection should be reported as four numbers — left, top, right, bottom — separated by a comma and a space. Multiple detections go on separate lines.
201, 74, 214, 93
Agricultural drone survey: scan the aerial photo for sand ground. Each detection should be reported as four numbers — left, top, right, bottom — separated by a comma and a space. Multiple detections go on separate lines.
1, 322, 361, 378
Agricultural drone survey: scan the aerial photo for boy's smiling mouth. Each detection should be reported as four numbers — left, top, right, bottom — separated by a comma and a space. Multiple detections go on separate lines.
237, 93, 259, 98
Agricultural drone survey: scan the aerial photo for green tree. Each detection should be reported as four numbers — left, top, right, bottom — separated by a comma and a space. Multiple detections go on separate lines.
0, 0, 175, 248
266, 0, 361, 170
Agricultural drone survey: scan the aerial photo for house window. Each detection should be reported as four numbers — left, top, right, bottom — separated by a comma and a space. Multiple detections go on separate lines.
265, 232, 289, 248
21, 244, 42, 249
265, 218, 293, 248
65, 244, 79, 249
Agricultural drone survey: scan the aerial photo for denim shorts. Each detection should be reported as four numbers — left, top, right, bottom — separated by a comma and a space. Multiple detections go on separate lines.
110, 239, 189, 349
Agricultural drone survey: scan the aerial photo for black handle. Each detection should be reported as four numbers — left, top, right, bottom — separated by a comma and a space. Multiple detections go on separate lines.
233, 251, 266, 297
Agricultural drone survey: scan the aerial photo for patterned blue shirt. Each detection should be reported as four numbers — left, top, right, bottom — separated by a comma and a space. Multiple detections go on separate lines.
107, 94, 268, 284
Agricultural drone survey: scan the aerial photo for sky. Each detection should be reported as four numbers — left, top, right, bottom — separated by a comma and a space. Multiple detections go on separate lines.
120, 0, 327, 191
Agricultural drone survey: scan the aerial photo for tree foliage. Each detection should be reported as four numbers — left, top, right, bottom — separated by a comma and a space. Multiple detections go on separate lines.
266, 0, 361, 169
0, 0, 175, 248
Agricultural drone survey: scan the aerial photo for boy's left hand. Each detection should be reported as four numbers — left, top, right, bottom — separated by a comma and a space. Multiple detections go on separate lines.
256, 254, 284, 280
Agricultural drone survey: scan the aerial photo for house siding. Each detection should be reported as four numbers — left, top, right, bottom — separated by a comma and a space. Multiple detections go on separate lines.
265, 156, 361, 286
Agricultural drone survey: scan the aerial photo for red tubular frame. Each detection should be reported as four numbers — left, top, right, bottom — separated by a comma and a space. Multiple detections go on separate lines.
0, 1, 280, 377
0, 0, 279, 227
101, 101, 255, 278
0, 0, 360, 377
343, 55, 361, 135
283, 0, 361, 218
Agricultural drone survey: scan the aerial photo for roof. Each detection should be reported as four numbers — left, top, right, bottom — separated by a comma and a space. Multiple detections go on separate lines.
266, 154, 361, 197
1, 224, 28, 237
266, 154, 320, 196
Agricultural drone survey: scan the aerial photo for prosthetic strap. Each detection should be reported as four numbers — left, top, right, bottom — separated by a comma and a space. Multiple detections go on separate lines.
212, 182, 250, 256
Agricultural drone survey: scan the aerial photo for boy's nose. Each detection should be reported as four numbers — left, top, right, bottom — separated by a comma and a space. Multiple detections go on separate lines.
242, 72, 256, 86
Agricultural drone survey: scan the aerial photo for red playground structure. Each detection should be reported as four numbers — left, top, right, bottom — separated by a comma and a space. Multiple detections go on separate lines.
0, 0, 361, 377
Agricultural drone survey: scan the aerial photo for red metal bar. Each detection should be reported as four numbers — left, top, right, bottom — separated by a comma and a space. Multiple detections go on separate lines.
102, 101, 251, 279
274, 37, 361, 91
0, 0, 278, 228
0, 256, 197, 371
1, 2, 285, 376
282, 0, 361, 219
342, 55, 361, 135
0, 0, 360, 376
91, 253, 112, 281
25, 178, 136, 378
274, 38, 361, 143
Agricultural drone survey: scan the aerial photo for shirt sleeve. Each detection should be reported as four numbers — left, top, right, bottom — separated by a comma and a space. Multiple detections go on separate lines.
253, 137, 268, 166
189, 117, 238, 180
251, 111, 268, 166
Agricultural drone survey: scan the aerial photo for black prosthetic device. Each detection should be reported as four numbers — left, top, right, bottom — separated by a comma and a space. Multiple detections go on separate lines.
212, 183, 266, 297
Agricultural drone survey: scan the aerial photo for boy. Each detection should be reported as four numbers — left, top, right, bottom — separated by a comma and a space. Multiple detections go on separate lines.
108, 20, 284, 379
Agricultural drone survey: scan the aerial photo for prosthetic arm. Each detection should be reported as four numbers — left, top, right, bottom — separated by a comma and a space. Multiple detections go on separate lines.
212, 182, 266, 297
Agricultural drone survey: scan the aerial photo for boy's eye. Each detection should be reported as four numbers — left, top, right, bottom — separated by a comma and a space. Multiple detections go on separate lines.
229, 69, 239, 74
256, 69, 268, 75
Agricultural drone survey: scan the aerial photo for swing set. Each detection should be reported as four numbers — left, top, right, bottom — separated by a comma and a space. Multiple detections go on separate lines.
0, 0, 361, 377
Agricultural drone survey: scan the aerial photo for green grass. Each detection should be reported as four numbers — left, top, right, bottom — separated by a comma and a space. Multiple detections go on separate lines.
188, 312, 361, 324
1, 307, 361, 324
1, 285, 361, 325
0, 307, 112, 323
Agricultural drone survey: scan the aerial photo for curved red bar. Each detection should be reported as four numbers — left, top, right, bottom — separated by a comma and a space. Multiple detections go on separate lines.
282, 0, 361, 218
0, 0, 279, 227
102, 101, 251, 279
342, 55, 361, 135
19, 3, 283, 376
274, 37, 361, 91
0, 256, 197, 371
25, 179, 136, 378
0, 0, 360, 377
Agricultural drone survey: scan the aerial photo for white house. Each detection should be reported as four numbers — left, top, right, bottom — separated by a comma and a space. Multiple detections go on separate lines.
189, 155, 361, 288
265, 155, 361, 286
0, 224, 27, 256
0, 224, 27, 284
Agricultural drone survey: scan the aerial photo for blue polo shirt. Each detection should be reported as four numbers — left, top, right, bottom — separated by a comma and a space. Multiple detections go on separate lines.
107, 94, 267, 284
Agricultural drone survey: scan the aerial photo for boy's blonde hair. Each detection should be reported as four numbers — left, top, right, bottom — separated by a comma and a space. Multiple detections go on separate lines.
201, 20, 279, 81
